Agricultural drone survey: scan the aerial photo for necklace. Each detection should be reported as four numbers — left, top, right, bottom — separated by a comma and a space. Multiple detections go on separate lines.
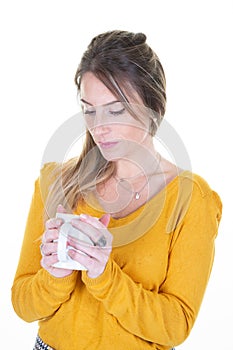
114, 154, 161, 200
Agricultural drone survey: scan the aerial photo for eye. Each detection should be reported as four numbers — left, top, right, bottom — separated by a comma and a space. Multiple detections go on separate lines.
109, 108, 125, 116
83, 109, 96, 116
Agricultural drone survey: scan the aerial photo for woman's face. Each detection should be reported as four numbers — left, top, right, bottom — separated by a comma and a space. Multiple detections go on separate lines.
80, 72, 153, 161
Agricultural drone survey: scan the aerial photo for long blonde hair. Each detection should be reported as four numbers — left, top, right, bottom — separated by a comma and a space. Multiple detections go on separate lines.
44, 30, 166, 218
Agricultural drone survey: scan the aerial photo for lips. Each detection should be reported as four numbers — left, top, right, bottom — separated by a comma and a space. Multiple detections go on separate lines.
98, 141, 119, 149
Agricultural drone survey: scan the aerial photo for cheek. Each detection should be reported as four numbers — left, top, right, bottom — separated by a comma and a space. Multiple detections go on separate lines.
115, 124, 148, 142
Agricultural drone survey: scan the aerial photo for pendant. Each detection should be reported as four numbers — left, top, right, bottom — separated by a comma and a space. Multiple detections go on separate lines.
135, 192, 140, 200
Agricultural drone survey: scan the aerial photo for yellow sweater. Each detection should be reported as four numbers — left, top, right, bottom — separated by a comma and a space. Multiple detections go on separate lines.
11, 164, 222, 350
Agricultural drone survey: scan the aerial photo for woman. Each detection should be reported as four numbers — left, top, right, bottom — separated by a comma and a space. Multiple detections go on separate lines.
11, 30, 222, 350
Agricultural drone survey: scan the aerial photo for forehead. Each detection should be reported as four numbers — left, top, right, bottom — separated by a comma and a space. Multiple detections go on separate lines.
80, 72, 117, 106
80, 72, 143, 106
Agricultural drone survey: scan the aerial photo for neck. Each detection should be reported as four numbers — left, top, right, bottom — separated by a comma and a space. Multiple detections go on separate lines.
114, 147, 161, 180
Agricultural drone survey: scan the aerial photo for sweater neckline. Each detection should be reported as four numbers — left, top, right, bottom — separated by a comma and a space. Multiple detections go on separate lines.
79, 170, 192, 226
74, 170, 193, 247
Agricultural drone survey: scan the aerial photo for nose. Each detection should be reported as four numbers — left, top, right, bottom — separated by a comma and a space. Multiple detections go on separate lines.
92, 122, 110, 138
94, 108, 105, 127
90, 113, 110, 140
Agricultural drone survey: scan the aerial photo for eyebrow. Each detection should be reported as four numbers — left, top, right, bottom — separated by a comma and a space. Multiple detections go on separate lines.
80, 98, 122, 107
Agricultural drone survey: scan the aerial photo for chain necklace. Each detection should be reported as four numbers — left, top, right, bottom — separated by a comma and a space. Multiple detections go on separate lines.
114, 153, 162, 200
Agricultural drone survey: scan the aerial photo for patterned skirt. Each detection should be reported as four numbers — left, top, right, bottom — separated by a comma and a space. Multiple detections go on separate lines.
33, 335, 55, 350
33, 334, 175, 350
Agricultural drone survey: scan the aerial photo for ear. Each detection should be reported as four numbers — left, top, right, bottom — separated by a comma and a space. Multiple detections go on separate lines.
99, 213, 111, 227
56, 204, 68, 214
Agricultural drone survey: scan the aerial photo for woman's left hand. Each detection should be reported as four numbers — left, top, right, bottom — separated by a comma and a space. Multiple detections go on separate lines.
67, 213, 112, 278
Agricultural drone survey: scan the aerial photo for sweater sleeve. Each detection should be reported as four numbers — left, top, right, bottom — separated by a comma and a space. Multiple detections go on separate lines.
11, 163, 78, 322
82, 178, 222, 347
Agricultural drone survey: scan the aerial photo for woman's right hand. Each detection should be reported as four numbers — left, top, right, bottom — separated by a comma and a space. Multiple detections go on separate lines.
40, 205, 74, 278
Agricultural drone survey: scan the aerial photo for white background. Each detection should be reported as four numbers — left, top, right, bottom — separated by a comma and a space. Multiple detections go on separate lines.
1, 0, 232, 348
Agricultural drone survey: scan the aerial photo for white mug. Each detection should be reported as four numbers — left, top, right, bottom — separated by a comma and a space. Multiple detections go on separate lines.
53, 212, 94, 270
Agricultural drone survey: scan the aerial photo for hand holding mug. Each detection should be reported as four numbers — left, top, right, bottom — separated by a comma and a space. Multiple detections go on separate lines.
67, 213, 112, 279
40, 205, 112, 279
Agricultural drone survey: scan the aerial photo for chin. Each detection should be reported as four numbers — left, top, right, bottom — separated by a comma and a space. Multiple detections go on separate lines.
97, 139, 144, 162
